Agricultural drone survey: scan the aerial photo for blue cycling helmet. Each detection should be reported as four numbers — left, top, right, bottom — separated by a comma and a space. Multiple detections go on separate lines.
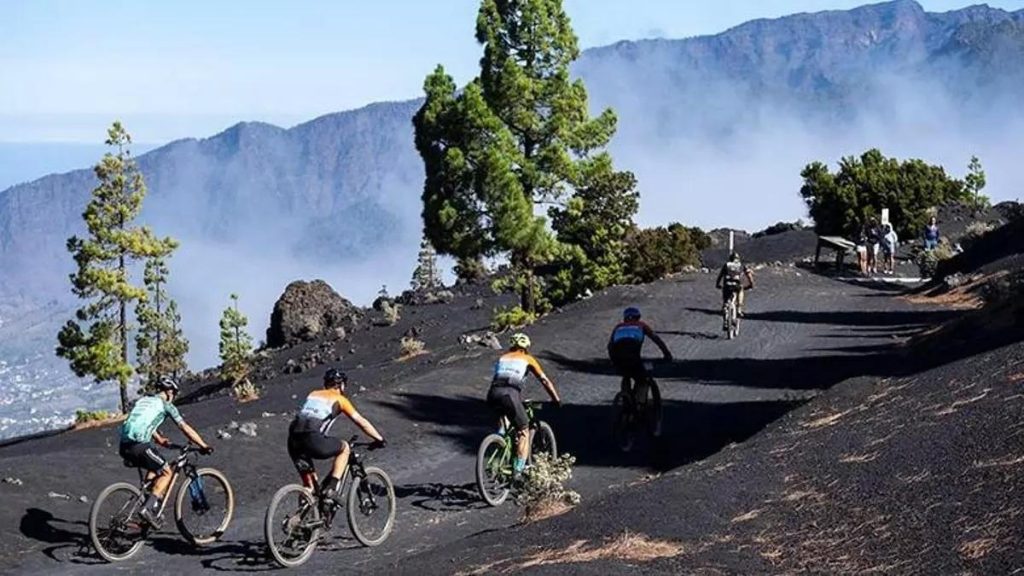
623, 307, 641, 321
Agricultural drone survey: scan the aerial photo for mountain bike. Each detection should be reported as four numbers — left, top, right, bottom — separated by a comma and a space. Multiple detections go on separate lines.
476, 400, 557, 507
264, 436, 395, 568
723, 287, 741, 340
612, 361, 663, 453
88, 444, 234, 563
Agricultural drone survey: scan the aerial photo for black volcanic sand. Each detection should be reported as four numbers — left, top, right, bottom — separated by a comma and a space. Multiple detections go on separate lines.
0, 268, 987, 575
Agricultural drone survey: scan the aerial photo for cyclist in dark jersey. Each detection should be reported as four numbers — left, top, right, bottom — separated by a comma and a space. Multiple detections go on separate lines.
119, 377, 213, 526
607, 307, 672, 407
487, 333, 561, 478
716, 252, 755, 323
288, 368, 385, 498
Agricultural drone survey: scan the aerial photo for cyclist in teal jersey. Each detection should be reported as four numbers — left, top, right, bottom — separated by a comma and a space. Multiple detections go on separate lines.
119, 377, 213, 526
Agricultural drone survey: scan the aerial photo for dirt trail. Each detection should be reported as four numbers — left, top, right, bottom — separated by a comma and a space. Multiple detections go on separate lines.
0, 268, 949, 575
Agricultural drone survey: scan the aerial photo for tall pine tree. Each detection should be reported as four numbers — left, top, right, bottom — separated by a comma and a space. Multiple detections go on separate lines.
411, 237, 442, 292
219, 293, 253, 395
57, 122, 177, 413
414, 0, 620, 313
135, 255, 189, 387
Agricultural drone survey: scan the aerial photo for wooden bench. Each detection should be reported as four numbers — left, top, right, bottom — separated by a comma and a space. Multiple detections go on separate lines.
815, 235, 857, 270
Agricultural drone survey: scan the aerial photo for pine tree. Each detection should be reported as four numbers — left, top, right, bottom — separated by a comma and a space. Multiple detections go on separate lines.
965, 155, 988, 211
414, 0, 619, 313
135, 255, 189, 388
57, 121, 177, 413
218, 294, 253, 394
411, 237, 442, 292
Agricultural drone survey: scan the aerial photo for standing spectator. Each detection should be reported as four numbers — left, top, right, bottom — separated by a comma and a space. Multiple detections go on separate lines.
882, 223, 899, 274
855, 221, 869, 275
923, 217, 940, 251
865, 218, 882, 275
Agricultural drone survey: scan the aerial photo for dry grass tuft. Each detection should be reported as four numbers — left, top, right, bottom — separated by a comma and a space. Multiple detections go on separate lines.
398, 336, 427, 359
460, 532, 686, 574
518, 532, 686, 569
801, 410, 850, 429
958, 538, 997, 560
73, 413, 125, 431
839, 452, 879, 464
521, 499, 573, 523
731, 508, 764, 523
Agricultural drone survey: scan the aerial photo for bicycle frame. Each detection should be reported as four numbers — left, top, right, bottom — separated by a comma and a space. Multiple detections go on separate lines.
133, 447, 196, 518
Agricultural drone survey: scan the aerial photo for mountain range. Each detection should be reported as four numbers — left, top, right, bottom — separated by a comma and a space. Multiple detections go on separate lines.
0, 0, 1022, 438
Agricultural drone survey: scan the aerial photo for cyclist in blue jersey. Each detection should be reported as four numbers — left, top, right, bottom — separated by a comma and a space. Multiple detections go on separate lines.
607, 307, 672, 406
119, 377, 213, 526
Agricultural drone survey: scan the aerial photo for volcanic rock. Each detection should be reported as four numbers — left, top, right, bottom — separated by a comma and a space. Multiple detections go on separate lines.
266, 280, 361, 347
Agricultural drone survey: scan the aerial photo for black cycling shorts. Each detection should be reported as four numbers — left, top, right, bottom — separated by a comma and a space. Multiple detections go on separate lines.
487, 386, 529, 431
287, 427, 346, 473
120, 441, 168, 473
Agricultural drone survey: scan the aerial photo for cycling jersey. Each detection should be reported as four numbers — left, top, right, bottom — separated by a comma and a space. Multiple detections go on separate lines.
290, 389, 356, 435
722, 261, 746, 287
491, 350, 548, 391
120, 396, 184, 443
608, 320, 653, 359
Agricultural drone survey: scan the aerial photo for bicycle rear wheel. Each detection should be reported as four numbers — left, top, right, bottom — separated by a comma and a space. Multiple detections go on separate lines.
264, 484, 321, 568
347, 466, 396, 547
89, 482, 147, 562
612, 392, 636, 453
175, 467, 235, 545
476, 433, 511, 507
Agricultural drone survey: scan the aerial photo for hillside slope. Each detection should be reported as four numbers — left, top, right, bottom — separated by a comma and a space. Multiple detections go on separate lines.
0, 262, 969, 574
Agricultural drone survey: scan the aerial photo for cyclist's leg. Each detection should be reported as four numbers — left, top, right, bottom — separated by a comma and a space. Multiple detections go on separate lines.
288, 432, 319, 489
125, 442, 171, 520
738, 286, 746, 316
499, 389, 530, 473
632, 363, 650, 407
305, 433, 348, 495
721, 287, 731, 328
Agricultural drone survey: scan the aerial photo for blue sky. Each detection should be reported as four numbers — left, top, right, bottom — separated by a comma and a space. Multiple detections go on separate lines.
2, 0, 1022, 143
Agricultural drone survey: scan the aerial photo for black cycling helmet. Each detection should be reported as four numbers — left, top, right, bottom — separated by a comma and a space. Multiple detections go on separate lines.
324, 367, 348, 388
623, 307, 641, 321
729, 251, 740, 262
155, 376, 180, 394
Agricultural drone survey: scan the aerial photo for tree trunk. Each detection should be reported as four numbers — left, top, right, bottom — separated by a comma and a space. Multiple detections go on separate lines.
154, 278, 162, 381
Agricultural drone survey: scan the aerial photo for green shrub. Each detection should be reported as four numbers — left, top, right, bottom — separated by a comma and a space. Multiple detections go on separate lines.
517, 453, 581, 522
800, 149, 970, 239
491, 305, 537, 331
74, 409, 112, 425
623, 224, 709, 284
917, 242, 956, 278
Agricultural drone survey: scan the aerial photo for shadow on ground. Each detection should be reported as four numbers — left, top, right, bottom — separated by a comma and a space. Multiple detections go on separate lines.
18, 508, 97, 565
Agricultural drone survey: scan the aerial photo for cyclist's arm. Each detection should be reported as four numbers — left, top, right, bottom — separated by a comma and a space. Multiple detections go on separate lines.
152, 430, 171, 447
526, 356, 560, 405
715, 266, 725, 288
348, 410, 385, 443
176, 421, 210, 450
644, 325, 673, 360
744, 268, 755, 289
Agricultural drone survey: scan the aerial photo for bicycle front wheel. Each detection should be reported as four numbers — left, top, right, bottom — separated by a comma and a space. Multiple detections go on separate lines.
347, 466, 396, 547
175, 467, 235, 545
531, 421, 557, 460
476, 433, 512, 507
264, 484, 322, 568
89, 482, 147, 562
